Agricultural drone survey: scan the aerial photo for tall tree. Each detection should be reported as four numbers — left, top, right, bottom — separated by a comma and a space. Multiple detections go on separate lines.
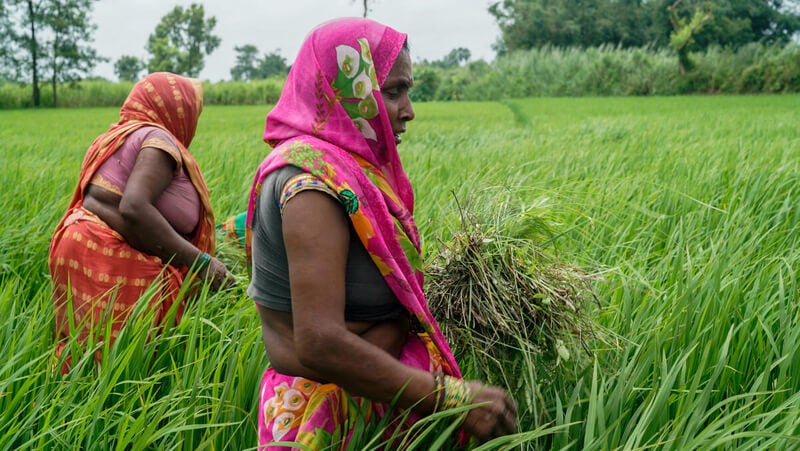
645, 0, 800, 49
0, 0, 18, 80
350, 0, 375, 17
146, 3, 220, 77
230, 45, 288, 80
668, 0, 711, 74
20, 0, 42, 106
114, 55, 145, 82
256, 50, 288, 78
434, 47, 472, 68
489, 0, 645, 52
43, 0, 105, 107
3, 0, 103, 106
230, 44, 259, 80
489, 0, 800, 54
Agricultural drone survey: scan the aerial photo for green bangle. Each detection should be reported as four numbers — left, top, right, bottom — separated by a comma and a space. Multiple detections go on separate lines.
195, 252, 211, 271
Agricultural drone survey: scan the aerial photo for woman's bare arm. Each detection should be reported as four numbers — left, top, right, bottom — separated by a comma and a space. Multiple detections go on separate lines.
85, 147, 232, 289
262, 189, 517, 441
257, 305, 409, 382
281, 190, 440, 413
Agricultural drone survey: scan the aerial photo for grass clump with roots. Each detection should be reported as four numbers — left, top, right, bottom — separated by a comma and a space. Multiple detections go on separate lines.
426, 190, 606, 421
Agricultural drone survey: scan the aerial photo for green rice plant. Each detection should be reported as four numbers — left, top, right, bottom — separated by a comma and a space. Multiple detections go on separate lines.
2, 95, 800, 449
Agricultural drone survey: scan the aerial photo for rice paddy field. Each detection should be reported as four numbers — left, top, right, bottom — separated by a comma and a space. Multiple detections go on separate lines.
1, 94, 799, 449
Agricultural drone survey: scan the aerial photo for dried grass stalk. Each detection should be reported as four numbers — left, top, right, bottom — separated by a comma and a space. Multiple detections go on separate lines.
425, 192, 601, 374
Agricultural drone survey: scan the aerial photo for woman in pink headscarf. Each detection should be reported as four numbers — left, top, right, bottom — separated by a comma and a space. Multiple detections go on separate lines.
245, 18, 517, 449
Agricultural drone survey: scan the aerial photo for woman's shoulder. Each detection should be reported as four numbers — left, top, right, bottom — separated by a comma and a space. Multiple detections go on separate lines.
136, 126, 179, 147
131, 126, 182, 164
259, 165, 340, 213
261, 166, 305, 201
263, 165, 304, 185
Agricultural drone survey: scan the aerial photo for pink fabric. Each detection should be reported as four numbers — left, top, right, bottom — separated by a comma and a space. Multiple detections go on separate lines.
246, 18, 463, 448
262, 16, 414, 211
91, 127, 201, 235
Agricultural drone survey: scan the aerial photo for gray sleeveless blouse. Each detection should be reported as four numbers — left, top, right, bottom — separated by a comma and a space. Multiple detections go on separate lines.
247, 165, 406, 321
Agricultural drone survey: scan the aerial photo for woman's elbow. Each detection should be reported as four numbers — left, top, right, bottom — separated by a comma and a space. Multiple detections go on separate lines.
295, 330, 340, 370
118, 196, 147, 225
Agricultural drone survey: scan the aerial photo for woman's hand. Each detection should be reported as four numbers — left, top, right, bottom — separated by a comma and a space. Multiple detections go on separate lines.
198, 255, 236, 291
460, 381, 518, 443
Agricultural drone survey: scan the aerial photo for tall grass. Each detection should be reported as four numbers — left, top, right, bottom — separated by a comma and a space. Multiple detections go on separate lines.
403, 95, 800, 448
1, 95, 798, 449
414, 43, 800, 101
0, 77, 285, 109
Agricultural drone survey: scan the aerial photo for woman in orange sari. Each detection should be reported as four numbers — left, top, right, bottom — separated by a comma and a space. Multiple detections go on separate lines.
49, 72, 233, 370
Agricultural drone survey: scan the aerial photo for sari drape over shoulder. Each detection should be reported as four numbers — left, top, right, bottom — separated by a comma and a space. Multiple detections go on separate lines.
49, 73, 215, 369
245, 18, 462, 449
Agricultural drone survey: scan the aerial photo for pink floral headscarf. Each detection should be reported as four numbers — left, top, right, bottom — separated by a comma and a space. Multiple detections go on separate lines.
262, 17, 415, 213
247, 17, 463, 448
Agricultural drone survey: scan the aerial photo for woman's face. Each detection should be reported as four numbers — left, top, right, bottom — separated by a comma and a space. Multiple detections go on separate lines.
380, 49, 415, 145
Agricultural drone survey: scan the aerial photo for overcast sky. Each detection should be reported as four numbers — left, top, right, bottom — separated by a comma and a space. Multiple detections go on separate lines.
91, 0, 501, 82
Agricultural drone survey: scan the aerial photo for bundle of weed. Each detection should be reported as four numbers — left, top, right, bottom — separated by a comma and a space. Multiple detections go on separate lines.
425, 192, 600, 385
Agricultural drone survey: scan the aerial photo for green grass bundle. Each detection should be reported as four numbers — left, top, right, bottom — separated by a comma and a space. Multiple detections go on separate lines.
425, 192, 601, 386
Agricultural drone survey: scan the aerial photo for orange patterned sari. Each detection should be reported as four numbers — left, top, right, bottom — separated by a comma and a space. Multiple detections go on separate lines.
49, 73, 215, 371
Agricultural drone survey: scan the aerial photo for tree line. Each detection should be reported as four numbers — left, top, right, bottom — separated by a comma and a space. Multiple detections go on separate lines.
490, 0, 800, 72
2, 0, 799, 108
0, 1, 287, 107
491, 0, 800, 52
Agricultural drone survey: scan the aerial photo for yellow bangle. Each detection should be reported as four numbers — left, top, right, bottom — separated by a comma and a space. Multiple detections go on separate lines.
432, 373, 445, 412
442, 376, 470, 410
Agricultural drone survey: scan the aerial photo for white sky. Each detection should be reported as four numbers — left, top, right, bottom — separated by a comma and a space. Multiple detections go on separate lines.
91, 0, 500, 81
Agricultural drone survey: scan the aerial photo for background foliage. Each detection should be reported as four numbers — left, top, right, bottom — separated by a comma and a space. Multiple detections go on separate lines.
2, 43, 798, 109
489, 0, 800, 53
3, 0, 800, 107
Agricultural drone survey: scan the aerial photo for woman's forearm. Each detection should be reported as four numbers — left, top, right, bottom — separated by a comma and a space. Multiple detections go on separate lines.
118, 201, 201, 266
295, 324, 438, 414
260, 310, 409, 383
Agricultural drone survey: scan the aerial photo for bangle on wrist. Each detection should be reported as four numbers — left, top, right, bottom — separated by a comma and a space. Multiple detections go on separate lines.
432, 373, 445, 412
442, 375, 470, 410
194, 252, 211, 271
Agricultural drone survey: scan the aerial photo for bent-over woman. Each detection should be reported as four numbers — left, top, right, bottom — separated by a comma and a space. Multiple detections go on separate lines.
245, 18, 517, 448
49, 72, 233, 371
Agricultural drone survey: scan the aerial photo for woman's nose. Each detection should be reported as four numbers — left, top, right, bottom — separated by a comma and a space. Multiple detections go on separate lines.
400, 96, 415, 122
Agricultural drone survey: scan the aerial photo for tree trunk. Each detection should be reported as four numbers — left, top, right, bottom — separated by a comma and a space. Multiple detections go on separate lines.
51, 2, 59, 108
51, 44, 57, 108
27, 0, 40, 107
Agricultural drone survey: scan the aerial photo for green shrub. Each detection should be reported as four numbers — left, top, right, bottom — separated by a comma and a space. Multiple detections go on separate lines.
202, 77, 285, 106
414, 43, 800, 101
